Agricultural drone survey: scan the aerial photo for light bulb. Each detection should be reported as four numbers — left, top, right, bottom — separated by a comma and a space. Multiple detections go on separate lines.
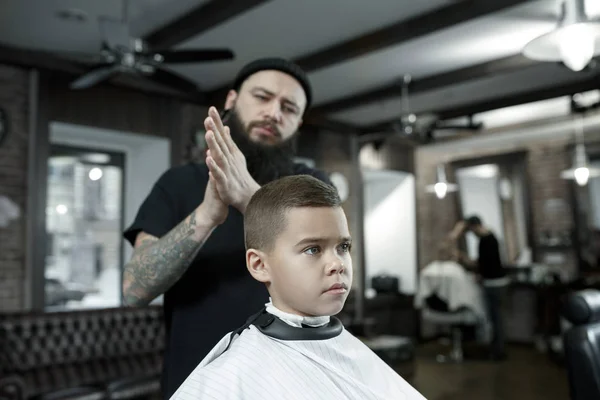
558, 24, 596, 71
574, 166, 590, 186
434, 182, 448, 199
88, 167, 103, 181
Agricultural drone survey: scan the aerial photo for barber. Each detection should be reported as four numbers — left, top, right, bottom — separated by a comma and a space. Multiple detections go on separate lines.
122, 58, 334, 398
450, 216, 508, 361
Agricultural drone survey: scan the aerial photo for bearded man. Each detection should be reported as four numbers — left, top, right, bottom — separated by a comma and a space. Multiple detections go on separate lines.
122, 58, 333, 399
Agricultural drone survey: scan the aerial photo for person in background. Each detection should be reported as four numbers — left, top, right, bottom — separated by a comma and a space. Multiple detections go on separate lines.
417, 241, 474, 312
450, 215, 508, 361
122, 58, 334, 398
415, 240, 489, 344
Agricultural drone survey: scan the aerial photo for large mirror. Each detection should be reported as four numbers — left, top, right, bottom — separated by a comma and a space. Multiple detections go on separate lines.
451, 152, 533, 267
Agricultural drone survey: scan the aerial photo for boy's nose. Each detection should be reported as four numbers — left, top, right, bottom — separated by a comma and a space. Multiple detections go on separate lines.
326, 260, 345, 275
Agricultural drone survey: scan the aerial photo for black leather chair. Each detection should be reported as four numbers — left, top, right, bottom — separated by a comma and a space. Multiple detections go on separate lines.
562, 289, 600, 400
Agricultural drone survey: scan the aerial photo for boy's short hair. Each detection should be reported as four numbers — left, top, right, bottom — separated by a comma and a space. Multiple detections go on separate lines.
244, 175, 341, 251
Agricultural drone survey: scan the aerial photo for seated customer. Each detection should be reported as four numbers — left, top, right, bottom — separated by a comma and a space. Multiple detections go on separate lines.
171, 175, 426, 400
416, 241, 486, 317
415, 241, 489, 342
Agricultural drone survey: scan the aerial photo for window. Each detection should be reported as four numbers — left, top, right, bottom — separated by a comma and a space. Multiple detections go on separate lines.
44, 145, 125, 311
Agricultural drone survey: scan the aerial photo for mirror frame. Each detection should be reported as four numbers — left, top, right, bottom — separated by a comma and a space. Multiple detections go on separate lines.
448, 151, 535, 264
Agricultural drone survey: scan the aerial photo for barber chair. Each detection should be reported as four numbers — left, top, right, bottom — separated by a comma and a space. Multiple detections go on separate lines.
562, 289, 600, 400
422, 307, 478, 363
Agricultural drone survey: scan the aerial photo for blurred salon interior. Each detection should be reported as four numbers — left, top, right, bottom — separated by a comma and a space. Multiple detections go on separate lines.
3, 1, 600, 399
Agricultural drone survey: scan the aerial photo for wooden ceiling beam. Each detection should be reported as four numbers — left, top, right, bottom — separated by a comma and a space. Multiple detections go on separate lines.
144, 0, 272, 49
312, 55, 539, 115
362, 73, 600, 132
0, 44, 85, 75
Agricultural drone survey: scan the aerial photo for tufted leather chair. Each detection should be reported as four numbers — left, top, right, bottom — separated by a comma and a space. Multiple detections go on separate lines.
562, 289, 600, 400
0, 306, 164, 400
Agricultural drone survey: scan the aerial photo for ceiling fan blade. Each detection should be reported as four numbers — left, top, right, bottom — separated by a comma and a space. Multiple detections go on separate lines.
70, 65, 120, 89
147, 66, 199, 93
156, 49, 235, 64
54, 50, 114, 65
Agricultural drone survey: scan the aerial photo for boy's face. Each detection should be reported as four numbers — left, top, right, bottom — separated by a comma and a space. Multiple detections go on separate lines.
247, 206, 353, 317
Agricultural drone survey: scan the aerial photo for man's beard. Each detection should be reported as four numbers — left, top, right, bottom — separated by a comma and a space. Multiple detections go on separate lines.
223, 108, 297, 185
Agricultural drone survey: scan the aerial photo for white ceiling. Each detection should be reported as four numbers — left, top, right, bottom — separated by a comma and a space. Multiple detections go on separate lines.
171, 0, 455, 90
1, 0, 598, 130
309, 9, 556, 105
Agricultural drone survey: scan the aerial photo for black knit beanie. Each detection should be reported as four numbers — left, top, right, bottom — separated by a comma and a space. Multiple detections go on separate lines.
231, 57, 312, 110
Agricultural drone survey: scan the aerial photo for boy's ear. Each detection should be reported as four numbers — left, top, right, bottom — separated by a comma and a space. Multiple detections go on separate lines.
246, 248, 270, 283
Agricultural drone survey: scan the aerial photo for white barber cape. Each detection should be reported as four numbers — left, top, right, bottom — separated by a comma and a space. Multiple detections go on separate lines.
414, 260, 487, 320
414, 260, 490, 343
170, 302, 427, 400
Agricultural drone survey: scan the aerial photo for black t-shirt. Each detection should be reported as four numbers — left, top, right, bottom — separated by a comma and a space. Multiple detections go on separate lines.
123, 162, 333, 399
477, 233, 506, 280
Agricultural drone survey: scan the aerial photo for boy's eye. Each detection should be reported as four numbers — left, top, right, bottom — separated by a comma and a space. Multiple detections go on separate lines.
304, 247, 320, 255
340, 242, 352, 252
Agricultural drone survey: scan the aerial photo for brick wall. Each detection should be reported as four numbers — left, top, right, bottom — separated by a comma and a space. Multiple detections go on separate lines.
0, 65, 29, 311
415, 124, 589, 274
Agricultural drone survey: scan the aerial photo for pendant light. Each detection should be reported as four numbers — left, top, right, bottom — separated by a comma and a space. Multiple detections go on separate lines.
560, 114, 600, 186
400, 74, 417, 135
426, 164, 458, 199
522, 0, 600, 72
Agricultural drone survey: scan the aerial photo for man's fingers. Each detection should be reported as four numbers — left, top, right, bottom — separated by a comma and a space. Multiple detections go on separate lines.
223, 126, 238, 154
208, 107, 237, 157
207, 108, 242, 165
205, 131, 227, 166
207, 108, 229, 153
207, 156, 228, 185
209, 107, 226, 137
204, 117, 217, 140
206, 116, 231, 159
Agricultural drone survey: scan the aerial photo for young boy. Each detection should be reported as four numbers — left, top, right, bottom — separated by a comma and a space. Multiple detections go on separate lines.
170, 175, 426, 400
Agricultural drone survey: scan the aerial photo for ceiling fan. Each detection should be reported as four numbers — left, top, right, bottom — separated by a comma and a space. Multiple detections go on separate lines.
387, 75, 439, 142
373, 75, 481, 143
65, 1, 234, 92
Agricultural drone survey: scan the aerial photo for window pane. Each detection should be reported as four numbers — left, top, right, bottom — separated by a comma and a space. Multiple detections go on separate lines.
45, 147, 124, 311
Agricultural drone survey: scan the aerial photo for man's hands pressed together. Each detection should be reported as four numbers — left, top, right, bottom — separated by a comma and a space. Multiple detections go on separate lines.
204, 107, 261, 214
199, 174, 229, 228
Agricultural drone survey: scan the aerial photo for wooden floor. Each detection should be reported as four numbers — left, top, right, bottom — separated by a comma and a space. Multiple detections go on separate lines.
410, 344, 570, 400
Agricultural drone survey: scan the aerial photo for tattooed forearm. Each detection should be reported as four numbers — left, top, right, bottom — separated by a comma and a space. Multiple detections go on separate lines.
122, 210, 216, 306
